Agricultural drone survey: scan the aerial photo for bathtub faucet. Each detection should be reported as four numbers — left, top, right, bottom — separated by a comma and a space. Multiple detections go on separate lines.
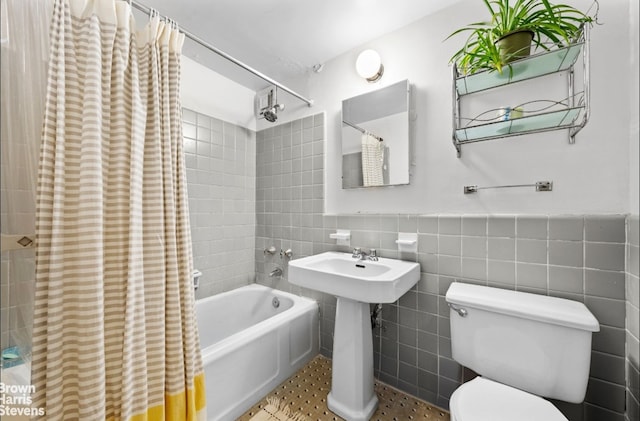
269, 267, 283, 277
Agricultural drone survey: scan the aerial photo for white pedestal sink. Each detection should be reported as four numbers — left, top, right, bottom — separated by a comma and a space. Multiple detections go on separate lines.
288, 252, 420, 421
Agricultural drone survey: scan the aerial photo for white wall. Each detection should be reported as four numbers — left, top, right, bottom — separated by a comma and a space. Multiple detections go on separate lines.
181, 55, 256, 130
629, 0, 639, 215
262, 0, 635, 215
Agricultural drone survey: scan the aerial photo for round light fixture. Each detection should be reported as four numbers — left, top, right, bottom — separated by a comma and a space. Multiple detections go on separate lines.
355, 49, 384, 83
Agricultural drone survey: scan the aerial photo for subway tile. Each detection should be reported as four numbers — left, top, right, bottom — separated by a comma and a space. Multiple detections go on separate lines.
627, 304, 640, 348
183, 122, 197, 139
488, 216, 515, 238
585, 296, 625, 328
585, 378, 626, 413
628, 244, 640, 277
197, 126, 210, 142
417, 368, 438, 392
399, 290, 417, 309
487, 260, 516, 286
438, 317, 451, 339
439, 216, 461, 235
399, 307, 418, 329
584, 215, 626, 243
461, 215, 487, 236
627, 273, 640, 309
590, 351, 626, 385
183, 137, 196, 154
381, 232, 399, 250
417, 273, 439, 295
461, 257, 486, 282
416, 293, 438, 315
418, 350, 438, 373
438, 255, 461, 277
197, 113, 211, 129
418, 234, 438, 254
438, 376, 459, 400
628, 215, 640, 246
549, 240, 584, 268
462, 236, 486, 258
399, 328, 417, 349
439, 235, 461, 256
585, 269, 625, 300
417, 316, 439, 344
583, 403, 624, 421
516, 239, 547, 264
488, 237, 516, 261
439, 357, 462, 381
585, 242, 625, 271
418, 216, 438, 234
516, 262, 547, 290
592, 326, 625, 357
438, 277, 456, 296
182, 108, 197, 124
629, 356, 640, 398
549, 216, 584, 241
302, 115, 314, 129
516, 216, 548, 239
549, 266, 584, 294
399, 215, 418, 232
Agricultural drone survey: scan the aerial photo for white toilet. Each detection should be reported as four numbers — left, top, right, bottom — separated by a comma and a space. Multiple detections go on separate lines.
445, 282, 600, 421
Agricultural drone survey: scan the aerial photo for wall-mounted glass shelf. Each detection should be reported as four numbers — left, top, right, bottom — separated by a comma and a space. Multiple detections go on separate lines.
455, 42, 584, 95
455, 107, 583, 143
451, 25, 590, 157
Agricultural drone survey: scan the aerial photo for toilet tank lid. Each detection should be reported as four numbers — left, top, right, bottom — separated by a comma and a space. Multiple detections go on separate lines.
446, 283, 600, 332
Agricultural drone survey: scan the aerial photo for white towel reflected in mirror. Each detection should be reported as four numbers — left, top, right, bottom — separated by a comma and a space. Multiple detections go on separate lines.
361, 133, 385, 187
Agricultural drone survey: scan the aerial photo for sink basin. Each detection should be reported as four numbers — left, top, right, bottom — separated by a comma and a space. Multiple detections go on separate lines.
288, 251, 420, 303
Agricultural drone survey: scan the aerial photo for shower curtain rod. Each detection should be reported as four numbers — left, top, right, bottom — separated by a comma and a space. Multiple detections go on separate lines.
129, 0, 314, 107
342, 120, 383, 142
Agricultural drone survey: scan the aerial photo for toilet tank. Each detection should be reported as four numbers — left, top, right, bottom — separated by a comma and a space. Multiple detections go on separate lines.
445, 282, 599, 403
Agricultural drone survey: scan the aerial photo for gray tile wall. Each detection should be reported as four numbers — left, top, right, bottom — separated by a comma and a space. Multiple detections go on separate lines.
182, 108, 256, 297
255, 114, 629, 421
626, 215, 640, 421
341, 152, 363, 189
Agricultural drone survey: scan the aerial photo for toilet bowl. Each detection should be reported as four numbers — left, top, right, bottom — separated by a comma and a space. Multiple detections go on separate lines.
449, 377, 567, 421
445, 282, 599, 421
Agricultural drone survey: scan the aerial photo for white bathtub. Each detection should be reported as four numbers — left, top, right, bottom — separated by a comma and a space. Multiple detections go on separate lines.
196, 284, 319, 421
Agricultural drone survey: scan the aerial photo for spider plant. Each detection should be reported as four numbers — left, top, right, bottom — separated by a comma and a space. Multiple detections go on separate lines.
447, 0, 593, 75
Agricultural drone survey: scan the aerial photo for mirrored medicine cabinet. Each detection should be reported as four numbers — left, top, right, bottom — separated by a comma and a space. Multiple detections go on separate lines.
341, 79, 410, 189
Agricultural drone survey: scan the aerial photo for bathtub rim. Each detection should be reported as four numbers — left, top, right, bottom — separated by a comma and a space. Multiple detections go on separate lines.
195, 284, 318, 363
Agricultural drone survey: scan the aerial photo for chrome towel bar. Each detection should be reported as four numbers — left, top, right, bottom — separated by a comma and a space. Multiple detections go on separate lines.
464, 180, 553, 194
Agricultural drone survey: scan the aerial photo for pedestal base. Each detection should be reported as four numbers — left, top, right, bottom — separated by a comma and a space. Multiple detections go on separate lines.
327, 297, 378, 421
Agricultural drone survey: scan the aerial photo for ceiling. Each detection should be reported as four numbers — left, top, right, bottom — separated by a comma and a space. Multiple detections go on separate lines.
139, 0, 460, 91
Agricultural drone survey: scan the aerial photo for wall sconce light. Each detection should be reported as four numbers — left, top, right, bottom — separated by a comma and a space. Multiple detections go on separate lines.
355, 49, 384, 83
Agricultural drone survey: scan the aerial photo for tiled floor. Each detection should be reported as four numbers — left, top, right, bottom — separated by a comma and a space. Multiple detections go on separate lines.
239, 355, 450, 421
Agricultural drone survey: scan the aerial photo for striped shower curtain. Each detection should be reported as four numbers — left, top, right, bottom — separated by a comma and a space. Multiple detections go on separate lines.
32, 0, 206, 419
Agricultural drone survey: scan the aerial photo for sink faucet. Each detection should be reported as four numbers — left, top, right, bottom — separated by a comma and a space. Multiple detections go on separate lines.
352, 247, 379, 261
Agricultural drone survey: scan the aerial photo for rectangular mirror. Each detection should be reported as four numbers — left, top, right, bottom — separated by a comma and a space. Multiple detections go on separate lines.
341, 79, 410, 189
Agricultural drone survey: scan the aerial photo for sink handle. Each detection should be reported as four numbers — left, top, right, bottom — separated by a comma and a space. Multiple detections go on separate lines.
352, 247, 361, 258
369, 249, 379, 261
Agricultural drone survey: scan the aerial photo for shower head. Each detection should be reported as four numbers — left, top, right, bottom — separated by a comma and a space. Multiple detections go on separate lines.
263, 108, 277, 123
261, 103, 285, 123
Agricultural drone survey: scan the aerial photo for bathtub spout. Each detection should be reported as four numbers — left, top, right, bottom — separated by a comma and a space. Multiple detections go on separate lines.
270, 267, 283, 277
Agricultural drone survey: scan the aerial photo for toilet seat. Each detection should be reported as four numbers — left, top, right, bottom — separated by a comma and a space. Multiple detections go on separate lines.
449, 377, 568, 421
